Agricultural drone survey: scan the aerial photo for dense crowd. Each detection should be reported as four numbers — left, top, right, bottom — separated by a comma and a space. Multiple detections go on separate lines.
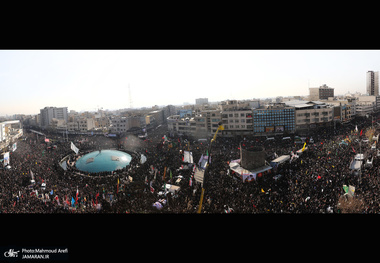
1, 115, 379, 213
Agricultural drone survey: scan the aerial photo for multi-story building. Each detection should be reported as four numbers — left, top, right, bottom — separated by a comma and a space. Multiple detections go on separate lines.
355, 102, 375, 117
148, 110, 165, 125
326, 99, 353, 123
253, 103, 295, 135
78, 118, 96, 132
309, 84, 334, 100
284, 100, 333, 132
40, 107, 68, 128
0, 120, 23, 150
67, 121, 79, 132
195, 98, 208, 105
178, 109, 193, 118
367, 71, 379, 96
221, 108, 254, 137
167, 115, 196, 136
109, 116, 143, 134
194, 109, 222, 138
95, 117, 110, 131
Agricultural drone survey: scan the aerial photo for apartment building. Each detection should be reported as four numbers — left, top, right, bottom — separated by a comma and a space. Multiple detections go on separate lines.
167, 115, 196, 135
284, 100, 333, 131
109, 116, 143, 133
194, 110, 222, 138
309, 84, 334, 100
367, 71, 379, 96
39, 107, 68, 128
221, 108, 253, 136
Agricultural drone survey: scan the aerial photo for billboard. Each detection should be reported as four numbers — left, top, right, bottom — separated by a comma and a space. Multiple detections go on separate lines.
265, 126, 274, 133
275, 126, 284, 132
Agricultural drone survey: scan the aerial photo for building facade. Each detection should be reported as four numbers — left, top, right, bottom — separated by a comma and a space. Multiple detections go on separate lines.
284, 100, 333, 131
39, 107, 68, 128
167, 115, 196, 136
109, 116, 143, 133
195, 98, 208, 105
194, 110, 222, 138
221, 108, 254, 136
253, 103, 295, 135
366, 71, 379, 96
309, 84, 334, 100
0, 120, 23, 150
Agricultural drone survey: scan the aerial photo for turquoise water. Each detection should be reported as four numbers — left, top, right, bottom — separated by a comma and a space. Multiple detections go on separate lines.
75, 150, 132, 173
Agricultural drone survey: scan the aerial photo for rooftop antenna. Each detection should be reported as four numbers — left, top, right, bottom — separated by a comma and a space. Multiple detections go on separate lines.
128, 83, 133, 109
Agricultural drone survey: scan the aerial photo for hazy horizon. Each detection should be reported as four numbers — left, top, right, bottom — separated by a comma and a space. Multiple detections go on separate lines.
1, 49, 379, 116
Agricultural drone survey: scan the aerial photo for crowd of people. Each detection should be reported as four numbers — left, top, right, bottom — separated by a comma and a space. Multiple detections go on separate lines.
1, 115, 380, 213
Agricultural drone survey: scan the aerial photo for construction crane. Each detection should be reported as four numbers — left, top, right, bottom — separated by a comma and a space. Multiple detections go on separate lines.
197, 122, 224, 214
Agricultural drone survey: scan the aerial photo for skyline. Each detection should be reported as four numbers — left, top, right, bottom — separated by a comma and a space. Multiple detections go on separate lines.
1, 49, 380, 116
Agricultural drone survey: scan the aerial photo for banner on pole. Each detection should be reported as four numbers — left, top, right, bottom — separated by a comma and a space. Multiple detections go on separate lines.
184, 151, 193, 163
71, 142, 79, 154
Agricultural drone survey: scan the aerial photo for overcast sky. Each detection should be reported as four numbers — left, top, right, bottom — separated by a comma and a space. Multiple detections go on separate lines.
1, 49, 379, 116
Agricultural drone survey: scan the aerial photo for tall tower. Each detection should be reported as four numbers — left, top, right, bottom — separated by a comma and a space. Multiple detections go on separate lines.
367, 71, 379, 96
128, 84, 133, 109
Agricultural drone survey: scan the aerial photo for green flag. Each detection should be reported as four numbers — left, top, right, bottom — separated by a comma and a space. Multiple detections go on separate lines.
170, 169, 172, 179
343, 185, 349, 193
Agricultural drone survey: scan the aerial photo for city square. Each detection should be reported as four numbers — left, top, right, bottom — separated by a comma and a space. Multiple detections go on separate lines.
1, 50, 380, 214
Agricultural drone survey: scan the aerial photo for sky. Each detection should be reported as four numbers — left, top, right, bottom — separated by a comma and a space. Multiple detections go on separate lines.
1, 49, 380, 116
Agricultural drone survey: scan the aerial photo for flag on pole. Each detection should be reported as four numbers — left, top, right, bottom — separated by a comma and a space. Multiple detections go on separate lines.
95, 193, 99, 205
302, 142, 306, 152
75, 187, 79, 204
117, 178, 120, 193
71, 197, 75, 207
150, 181, 154, 193
71, 142, 79, 154
55, 195, 60, 205
360, 129, 363, 136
